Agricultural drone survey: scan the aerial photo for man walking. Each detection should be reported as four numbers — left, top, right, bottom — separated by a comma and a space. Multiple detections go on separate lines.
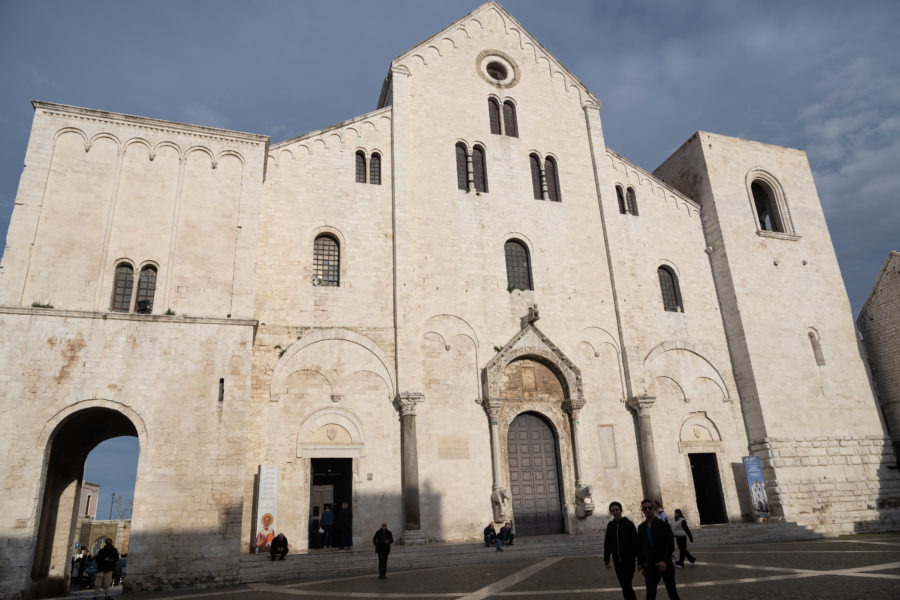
637, 499, 680, 600
604, 501, 638, 600
373, 522, 393, 579
93, 539, 119, 600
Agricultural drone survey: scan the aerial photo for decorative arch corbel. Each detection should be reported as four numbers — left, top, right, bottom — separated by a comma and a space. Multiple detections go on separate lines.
297, 406, 365, 458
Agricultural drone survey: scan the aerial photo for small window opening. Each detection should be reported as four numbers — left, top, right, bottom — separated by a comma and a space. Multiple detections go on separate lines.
809, 332, 826, 366
658, 266, 683, 312
370, 153, 381, 185
219, 378, 225, 402
751, 181, 783, 232
355, 151, 367, 184
455, 143, 469, 190
488, 99, 501, 135
616, 186, 626, 214
486, 62, 508, 81
626, 187, 639, 215
505, 239, 533, 291
472, 145, 488, 193
502, 101, 518, 137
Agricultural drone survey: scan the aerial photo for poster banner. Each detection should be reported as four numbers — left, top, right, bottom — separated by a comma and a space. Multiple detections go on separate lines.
742, 455, 769, 519
254, 464, 278, 551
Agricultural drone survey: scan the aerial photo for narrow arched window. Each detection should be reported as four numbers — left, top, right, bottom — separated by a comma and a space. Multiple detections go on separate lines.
616, 185, 626, 214
135, 266, 157, 313
545, 156, 560, 202
355, 151, 366, 184
809, 331, 826, 366
455, 143, 468, 190
313, 235, 340, 287
530, 154, 543, 199
110, 263, 134, 312
473, 145, 488, 193
369, 153, 381, 185
505, 239, 533, 291
751, 180, 783, 232
488, 98, 501, 135
658, 266, 682, 312
626, 187, 638, 215
503, 101, 518, 137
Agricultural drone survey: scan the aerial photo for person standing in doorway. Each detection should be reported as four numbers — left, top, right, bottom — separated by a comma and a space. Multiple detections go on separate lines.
373, 522, 393, 579
637, 499, 680, 600
320, 504, 335, 548
604, 501, 638, 600
339, 501, 352, 550
93, 539, 119, 600
672, 509, 696, 567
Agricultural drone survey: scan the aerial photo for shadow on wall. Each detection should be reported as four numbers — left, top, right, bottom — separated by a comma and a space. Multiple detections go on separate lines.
864, 456, 900, 533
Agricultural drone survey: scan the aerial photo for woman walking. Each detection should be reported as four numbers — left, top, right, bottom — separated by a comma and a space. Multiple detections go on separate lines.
673, 509, 696, 567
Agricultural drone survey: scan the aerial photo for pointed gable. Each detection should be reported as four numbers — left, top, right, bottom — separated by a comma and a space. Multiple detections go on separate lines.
388, 1, 599, 109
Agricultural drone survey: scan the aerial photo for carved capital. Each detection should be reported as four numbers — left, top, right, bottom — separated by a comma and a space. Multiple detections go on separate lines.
394, 392, 424, 417
563, 396, 586, 416
626, 394, 656, 415
482, 397, 504, 422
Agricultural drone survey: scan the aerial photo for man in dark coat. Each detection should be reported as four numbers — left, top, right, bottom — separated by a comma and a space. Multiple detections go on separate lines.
269, 532, 289, 560
373, 522, 393, 579
604, 501, 638, 600
637, 499, 680, 600
94, 539, 119, 600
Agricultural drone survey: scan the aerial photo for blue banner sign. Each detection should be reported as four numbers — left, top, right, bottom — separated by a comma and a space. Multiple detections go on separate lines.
742, 456, 769, 519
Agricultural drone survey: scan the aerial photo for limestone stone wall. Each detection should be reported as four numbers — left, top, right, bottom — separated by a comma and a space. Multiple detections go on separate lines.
0, 309, 255, 597
858, 251, 900, 455
0, 102, 267, 319
655, 132, 900, 528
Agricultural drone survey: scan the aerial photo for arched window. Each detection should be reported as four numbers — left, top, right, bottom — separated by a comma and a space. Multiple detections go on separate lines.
505, 239, 533, 291
616, 185, 626, 214
472, 145, 488, 193
545, 156, 560, 202
110, 262, 134, 312
808, 331, 826, 366
503, 101, 518, 137
455, 143, 469, 190
135, 266, 157, 313
626, 187, 638, 215
355, 151, 366, 184
657, 266, 682, 312
751, 180, 783, 232
530, 154, 543, 199
369, 153, 381, 185
313, 235, 340, 287
488, 98, 501, 135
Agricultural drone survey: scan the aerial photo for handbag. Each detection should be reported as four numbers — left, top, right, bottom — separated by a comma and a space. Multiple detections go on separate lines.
318, 527, 324, 534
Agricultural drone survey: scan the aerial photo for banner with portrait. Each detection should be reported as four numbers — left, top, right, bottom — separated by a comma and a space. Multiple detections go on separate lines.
254, 464, 278, 550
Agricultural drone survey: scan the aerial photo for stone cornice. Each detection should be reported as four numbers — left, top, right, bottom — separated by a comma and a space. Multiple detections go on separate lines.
0, 306, 258, 327
32, 100, 269, 146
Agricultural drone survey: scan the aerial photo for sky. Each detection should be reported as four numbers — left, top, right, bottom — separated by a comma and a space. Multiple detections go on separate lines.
1, 0, 898, 511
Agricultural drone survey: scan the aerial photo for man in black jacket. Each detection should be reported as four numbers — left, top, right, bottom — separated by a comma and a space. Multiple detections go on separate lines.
373, 522, 393, 579
637, 499, 680, 600
603, 501, 638, 600
93, 539, 119, 600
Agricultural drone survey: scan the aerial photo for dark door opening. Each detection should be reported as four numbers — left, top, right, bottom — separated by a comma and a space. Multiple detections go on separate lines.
507, 413, 564, 537
308, 458, 352, 549
689, 452, 728, 524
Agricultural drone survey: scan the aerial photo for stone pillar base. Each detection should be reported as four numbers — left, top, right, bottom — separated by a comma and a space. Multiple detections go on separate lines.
400, 529, 427, 545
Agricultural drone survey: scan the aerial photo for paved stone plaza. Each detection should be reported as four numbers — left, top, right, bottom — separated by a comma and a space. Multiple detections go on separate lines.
59, 534, 900, 600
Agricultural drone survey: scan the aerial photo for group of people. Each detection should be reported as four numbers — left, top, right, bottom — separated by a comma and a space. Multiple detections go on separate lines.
263, 501, 355, 562
70, 539, 122, 599
483, 521, 516, 551
604, 500, 696, 600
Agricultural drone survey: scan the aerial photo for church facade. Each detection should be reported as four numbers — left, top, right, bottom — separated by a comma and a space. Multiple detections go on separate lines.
1, 3, 897, 597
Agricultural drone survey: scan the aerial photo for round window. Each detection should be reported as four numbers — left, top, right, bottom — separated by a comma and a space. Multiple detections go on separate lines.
476, 50, 519, 88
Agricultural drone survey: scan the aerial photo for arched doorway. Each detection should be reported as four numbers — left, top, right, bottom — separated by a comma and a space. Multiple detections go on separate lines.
507, 412, 564, 536
32, 407, 139, 598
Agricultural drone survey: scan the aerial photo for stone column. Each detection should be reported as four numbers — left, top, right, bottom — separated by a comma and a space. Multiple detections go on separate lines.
483, 397, 510, 522
395, 392, 425, 544
565, 397, 594, 517
627, 395, 662, 502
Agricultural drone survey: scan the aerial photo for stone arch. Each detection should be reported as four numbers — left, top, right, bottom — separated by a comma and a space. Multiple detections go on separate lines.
32, 400, 145, 595
483, 324, 583, 404
270, 328, 394, 401
297, 407, 365, 458
678, 411, 723, 453
644, 341, 730, 403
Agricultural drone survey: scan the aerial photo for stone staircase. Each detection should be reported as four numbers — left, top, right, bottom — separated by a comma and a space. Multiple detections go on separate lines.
238, 520, 820, 583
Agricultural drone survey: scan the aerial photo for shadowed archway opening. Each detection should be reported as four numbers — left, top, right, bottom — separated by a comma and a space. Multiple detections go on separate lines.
31, 408, 139, 598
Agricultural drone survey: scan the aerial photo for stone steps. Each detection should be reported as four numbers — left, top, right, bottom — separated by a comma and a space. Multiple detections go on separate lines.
238, 521, 821, 583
